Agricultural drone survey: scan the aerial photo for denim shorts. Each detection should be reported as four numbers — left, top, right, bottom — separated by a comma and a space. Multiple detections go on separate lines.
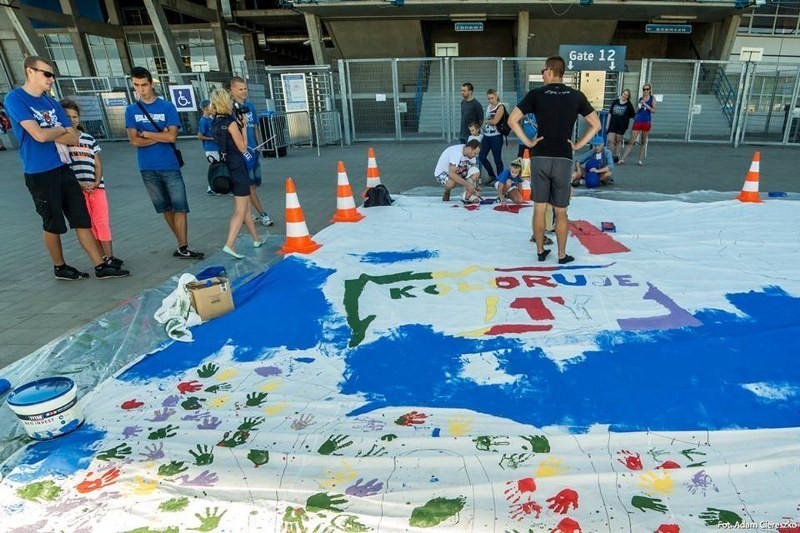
248, 154, 262, 186
140, 170, 189, 213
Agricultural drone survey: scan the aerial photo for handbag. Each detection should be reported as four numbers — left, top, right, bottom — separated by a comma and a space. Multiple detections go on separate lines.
207, 158, 231, 194
496, 104, 511, 137
136, 100, 184, 167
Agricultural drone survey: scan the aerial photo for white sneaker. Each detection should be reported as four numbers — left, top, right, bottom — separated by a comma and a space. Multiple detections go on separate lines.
258, 213, 274, 227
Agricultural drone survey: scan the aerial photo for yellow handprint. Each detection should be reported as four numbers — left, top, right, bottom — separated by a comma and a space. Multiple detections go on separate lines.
447, 415, 474, 437
260, 379, 284, 392
128, 475, 158, 496
216, 368, 239, 381
264, 402, 289, 416
320, 460, 357, 490
207, 395, 230, 409
536, 457, 568, 478
638, 470, 674, 495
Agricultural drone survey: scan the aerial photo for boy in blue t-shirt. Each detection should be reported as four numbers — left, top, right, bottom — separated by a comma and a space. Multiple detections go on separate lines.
197, 99, 221, 195
125, 66, 203, 259
6, 56, 127, 280
571, 136, 615, 187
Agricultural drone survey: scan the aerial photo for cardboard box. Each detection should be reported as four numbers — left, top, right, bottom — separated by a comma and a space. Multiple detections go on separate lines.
187, 277, 234, 321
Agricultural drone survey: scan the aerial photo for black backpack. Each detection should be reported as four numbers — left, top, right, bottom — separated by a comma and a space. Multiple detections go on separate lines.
363, 184, 394, 207
495, 104, 511, 137
207, 159, 231, 195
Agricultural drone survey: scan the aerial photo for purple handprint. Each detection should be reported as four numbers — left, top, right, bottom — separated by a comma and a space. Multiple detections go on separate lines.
290, 413, 316, 431
139, 442, 165, 461
197, 416, 222, 430
255, 366, 281, 377
181, 410, 210, 421
46, 497, 89, 516
177, 470, 219, 487
122, 426, 142, 439
146, 408, 176, 422
346, 478, 384, 497
162, 395, 180, 408
10, 520, 48, 533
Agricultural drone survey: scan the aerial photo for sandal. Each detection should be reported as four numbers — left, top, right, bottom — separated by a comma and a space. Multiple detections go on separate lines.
530, 235, 554, 246
537, 249, 551, 262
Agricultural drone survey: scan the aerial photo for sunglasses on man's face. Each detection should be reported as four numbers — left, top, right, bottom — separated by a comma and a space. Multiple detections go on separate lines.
31, 67, 56, 79
643, 87, 651, 90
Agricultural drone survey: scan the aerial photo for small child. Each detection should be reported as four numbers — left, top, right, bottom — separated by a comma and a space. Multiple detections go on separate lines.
572, 136, 615, 188
60, 99, 128, 274
197, 99, 221, 195
467, 121, 483, 144
495, 158, 525, 205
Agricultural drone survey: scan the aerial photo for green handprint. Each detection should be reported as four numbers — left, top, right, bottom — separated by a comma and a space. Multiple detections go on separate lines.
238, 416, 265, 431
97, 443, 133, 461
16, 480, 62, 502
356, 443, 387, 458
699, 507, 742, 526
409, 496, 466, 528
318, 435, 354, 456
181, 396, 205, 410
204, 383, 231, 394
681, 447, 707, 462
197, 363, 219, 378
472, 435, 510, 452
330, 514, 370, 532
306, 492, 348, 513
123, 527, 179, 533
188, 506, 227, 532
159, 496, 190, 512
248, 449, 270, 468
498, 453, 534, 470
245, 391, 269, 407
189, 444, 215, 466
519, 434, 550, 453
631, 495, 668, 513
647, 448, 669, 463
282, 506, 309, 533
380, 434, 397, 442
148, 424, 179, 440
158, 460, 189, 477
217, 430, 250, 448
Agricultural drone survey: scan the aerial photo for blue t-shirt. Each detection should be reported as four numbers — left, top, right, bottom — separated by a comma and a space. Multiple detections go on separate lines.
125, 97, 182, 171
496, 168, 521, 187
4, 87, 72, 174
198, 115, 219, 152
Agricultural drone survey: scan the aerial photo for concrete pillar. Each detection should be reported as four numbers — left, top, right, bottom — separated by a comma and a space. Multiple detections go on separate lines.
712, 14, 742, 61
242, 32, 257, 64
59, 0, 95, 76
208, 0, 232, 72
1, 5, 48, 58
142, 0, 187, 74
303, 13, 325, 66
516, 11, 530, 58
103, 0, 133, 73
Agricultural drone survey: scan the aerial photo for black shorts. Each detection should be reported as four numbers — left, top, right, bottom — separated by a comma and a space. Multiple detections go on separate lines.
531, 157, 573, 208
24, 165, 92, 234
227, 161, 251, 197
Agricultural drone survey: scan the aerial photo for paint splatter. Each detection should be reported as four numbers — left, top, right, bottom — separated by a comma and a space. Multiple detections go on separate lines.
409, 496, 466, 527
358, 250, 438, 264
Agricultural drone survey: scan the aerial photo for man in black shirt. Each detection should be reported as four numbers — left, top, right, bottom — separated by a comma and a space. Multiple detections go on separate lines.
508, 56, 601, 265
459, 82, 484, 144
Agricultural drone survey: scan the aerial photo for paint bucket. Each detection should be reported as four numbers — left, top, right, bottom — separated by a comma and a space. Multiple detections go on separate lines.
6, 377, 84, 440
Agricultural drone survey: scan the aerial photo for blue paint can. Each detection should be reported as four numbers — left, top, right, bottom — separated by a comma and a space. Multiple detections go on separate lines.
6, 377, 84, 440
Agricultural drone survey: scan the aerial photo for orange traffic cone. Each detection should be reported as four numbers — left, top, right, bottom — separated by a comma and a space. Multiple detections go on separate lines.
366, 147, 382, 190
520, 178, 531, 202
737, 151, 762, 203
279, 178, 322, 254
332, 161, 364, 223
521, 148, 531, 179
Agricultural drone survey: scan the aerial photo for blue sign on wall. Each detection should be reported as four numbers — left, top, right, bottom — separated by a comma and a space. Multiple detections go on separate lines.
454, 22, 484, 32
646, 24, 692, 34
558, 45, 627, 72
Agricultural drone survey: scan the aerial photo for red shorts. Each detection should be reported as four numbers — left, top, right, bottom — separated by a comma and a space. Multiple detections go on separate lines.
83, 188, 112, 242
632, 121, 652, 132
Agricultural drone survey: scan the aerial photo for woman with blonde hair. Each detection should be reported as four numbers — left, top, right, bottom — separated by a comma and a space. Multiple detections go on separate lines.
480, 88, 508, 184
209, 89, 263, 258
619, 83, 656, 166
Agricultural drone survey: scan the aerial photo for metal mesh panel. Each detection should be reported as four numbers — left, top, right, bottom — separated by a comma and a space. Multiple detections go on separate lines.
397, 59, 445, 139
647, 60, 696, 141
346, 60, 395, 140
689, 61, 737, 142
741, 63, 800, 144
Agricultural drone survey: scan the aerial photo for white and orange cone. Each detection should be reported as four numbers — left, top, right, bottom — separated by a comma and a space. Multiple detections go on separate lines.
520, 178, 531, 202
737, 151, 762, 203
366, 147, 382, 191
521, 148, 531, 179
332, 161, 364, 223
279, 178, 322, 254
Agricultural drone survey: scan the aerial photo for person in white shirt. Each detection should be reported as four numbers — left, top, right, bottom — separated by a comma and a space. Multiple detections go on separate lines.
433, 140, 481, 202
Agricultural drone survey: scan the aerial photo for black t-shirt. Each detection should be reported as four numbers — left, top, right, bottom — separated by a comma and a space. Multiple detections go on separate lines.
607, 98, 636, 134
516, 84, 594, 159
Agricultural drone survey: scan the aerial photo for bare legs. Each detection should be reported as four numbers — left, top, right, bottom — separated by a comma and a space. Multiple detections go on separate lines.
162, 211, 188, 248
226, 195, 260, 251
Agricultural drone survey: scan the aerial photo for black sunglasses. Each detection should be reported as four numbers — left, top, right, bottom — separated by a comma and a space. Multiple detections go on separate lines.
31, 67, 56, 79
642, 87, 651, 90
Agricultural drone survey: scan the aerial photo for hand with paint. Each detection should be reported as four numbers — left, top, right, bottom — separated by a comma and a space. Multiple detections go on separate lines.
122, 425, 142, 439
356, 443, 387, 458
546, 488, 579, 514
188, 444, 214, 466
394, 410, 427, 426
473, 435, 510, 452
446, 415, 473, 436
76, 467, 120, 494
245, 391, 269, 407
282, 506, 309, 533
197, 362, 219, 378
128, 475, 158, 496
509, 500, 542, 521
318, 434, 354, 456
161, 394, 181, 407
699, 507, 742, 527
238, 416, 265, 431
520, 434, 551, 453
617, 449, 643, 470
204, 383, 231, 394
504, 477, 537, 504
346, 478, 383, 497
96, 443, 132, 461
247, 449, 270, 467
551, 517, 581, 533
499, 453, 534, 470
631, 495, 668, 514
179, 470, 219, 487
306, 492, 348, 513
536, 457, 567, 477
177, 380, 203, 394
148, 424, 179, 440
181, 396, 205, 411
656, 525, 680, 533
197, 416, 222, 430
121, 398, 144, 410
290, 413, 315, 430
188, 506, 227, 532
139, 442, 165, 461
158, 460, 189, 477
330, 515, 369, 533
147, 407, 176, 422
638, 470, 674, 495
217, 430, 249, 448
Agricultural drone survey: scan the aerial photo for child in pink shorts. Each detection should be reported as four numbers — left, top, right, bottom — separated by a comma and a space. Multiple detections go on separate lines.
60, 99, 124, 268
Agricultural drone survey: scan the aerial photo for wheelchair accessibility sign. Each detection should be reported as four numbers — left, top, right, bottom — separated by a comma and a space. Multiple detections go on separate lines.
168, 85, 197, 112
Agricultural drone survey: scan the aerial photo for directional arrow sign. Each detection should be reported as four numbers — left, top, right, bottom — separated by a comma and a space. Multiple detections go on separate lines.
558, 45, 627, 72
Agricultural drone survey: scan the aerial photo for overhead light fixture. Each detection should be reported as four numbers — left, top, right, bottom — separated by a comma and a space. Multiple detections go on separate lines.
450, 13, 487, 22
658, 15, 697, 20
579, 0, 593, 5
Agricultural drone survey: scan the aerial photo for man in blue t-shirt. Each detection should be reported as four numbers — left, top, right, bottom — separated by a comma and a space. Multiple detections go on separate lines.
125, 66, 203, 259
5, 56, 128, 280
229, 76, 273, 227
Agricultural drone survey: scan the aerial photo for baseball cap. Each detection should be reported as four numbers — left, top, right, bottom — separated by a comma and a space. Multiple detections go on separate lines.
592, 135, 605, 146
200, 99, 210, 108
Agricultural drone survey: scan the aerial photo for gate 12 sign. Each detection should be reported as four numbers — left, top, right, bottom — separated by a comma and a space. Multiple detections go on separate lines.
168, 85, 197, 112
558, 45, 627, 72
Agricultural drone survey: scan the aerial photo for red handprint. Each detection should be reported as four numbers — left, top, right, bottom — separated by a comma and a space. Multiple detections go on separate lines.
504, 477, 537, 503
656, 525, 680, 533
509, 500, 542, 521
76, 467, 120, 494
546, 488, 579, 514
551, 517, 581, 533
617, 449, 643, 470
394, 411, 427, 426
655, 460, 681, 470
177, 380, 203, 394
121, 399, 144, 410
